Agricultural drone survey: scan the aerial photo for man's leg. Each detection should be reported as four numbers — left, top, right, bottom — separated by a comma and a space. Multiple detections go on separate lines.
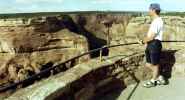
145, 49, 152, 70
150, 64, 160, 80
150, 51, 161, 80
145, 63, 159, 80
150, 63, 167, 85
143, 51, 160, 87
145, 63, 152, 70
143, 49, 158, 87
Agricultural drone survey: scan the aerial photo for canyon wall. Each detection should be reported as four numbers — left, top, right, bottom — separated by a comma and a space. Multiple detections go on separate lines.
0, 13, 185, 86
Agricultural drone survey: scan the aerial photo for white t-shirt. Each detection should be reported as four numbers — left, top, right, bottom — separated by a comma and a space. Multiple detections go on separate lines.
148, 17, 163, 41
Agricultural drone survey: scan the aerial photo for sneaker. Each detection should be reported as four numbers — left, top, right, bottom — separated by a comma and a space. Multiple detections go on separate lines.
156, 76, 167, 85
143, 80, 157, 88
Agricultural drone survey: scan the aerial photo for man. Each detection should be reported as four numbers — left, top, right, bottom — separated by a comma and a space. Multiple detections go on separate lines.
138, 3, 166, 88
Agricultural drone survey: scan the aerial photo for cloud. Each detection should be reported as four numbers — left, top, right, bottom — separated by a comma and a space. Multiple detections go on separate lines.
91, 0, 115, 4
0, 7, 23, 13
0, 0, 185, 13
91, 0, 146, 4
15, 0, 63, 4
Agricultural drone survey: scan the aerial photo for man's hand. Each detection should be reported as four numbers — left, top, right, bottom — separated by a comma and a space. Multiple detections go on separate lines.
137, 39, 144, 45
136, 36, 144, 45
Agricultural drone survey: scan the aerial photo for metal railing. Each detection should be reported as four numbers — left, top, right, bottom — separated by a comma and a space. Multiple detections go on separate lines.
0, 40, 184, 93
0, 42, 139, 93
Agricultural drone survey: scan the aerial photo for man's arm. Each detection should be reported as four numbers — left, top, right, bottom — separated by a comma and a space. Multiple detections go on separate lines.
137, 20, 158, 45
143, 31, 155, 44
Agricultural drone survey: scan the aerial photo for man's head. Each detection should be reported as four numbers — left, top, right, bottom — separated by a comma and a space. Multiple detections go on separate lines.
149, 3, 161, 16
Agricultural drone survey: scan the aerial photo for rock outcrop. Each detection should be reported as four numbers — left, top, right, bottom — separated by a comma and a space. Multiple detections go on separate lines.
126, 16, 185, 42
1, 13, 185, 99
0, 16, 89, 85
5, 47, 147, 100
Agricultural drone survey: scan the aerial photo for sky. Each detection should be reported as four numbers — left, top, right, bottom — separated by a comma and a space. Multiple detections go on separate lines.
0, 0, 185, 13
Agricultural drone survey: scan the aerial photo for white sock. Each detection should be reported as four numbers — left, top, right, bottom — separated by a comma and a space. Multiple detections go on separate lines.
158, 75, 164, 80
151, 79, 156, 83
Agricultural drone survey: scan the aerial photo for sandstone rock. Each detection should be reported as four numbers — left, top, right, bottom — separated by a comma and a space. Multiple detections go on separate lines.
125, 16, 185, 44
6, 49, 145, 100
1, 13, 185, 100
171, 49, 185, 76
0, 16, 89, 84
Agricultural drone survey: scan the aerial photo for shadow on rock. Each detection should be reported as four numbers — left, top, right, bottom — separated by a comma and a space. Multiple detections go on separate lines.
160, 50, 177, 79
60, 15, 109, 58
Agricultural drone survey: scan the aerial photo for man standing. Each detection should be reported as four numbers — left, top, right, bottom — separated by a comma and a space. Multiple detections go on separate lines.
139, 3, 166, 88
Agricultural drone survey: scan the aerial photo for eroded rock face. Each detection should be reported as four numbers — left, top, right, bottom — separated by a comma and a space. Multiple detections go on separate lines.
71, 14, 132, 40
5, 50, 147, 100
1, 13, 185, 99
0, 14, 137, 54
0, 16, 89, 84
126, 16, 185, 42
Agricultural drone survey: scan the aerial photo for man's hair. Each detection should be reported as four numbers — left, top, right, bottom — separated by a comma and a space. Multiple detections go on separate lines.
155, 10, 161, 15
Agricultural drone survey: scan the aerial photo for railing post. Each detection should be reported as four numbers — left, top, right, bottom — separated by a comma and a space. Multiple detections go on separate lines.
100, 48, 103, 62
107, 27, 110, 46
50, 70, 54, 76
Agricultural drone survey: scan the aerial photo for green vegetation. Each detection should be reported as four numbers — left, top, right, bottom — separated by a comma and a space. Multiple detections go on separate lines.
161, 12, 185, 17
0, 11, 142, 19
0, 11, 184, 19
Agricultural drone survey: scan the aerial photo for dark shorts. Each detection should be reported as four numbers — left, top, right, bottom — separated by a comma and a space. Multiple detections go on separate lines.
145, 39, 162, 65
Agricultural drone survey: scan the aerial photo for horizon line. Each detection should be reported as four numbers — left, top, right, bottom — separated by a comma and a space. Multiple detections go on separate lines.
0, 10, 185, 14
